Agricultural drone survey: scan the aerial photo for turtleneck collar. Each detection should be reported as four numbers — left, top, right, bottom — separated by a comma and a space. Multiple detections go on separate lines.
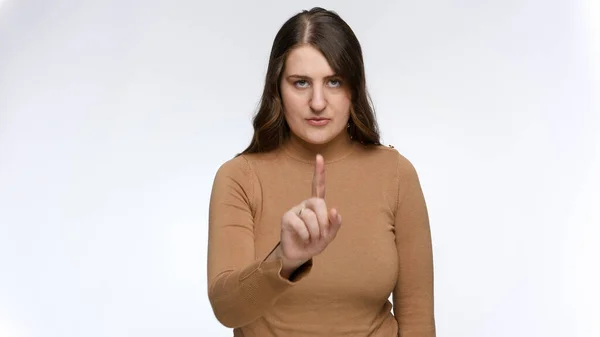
281, 132, 357, 164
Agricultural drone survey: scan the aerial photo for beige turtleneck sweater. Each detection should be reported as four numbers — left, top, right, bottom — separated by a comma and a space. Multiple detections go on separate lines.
207, 138, 436, 336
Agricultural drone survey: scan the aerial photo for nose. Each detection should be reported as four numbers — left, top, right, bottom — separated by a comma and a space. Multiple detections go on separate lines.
309, 84, 327, 112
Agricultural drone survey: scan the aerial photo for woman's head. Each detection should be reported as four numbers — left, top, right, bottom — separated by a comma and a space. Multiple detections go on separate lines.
239, 7, 381, 155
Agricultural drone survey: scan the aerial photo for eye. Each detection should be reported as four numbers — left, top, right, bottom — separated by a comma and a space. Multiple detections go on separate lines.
328, 79, 342, 88
294, 80, 309, 88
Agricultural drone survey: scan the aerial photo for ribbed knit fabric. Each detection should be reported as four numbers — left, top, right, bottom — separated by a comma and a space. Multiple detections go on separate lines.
207, 138, 435, 337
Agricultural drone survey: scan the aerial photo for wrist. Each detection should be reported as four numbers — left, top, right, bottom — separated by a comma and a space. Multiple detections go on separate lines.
273, 245, 308, 279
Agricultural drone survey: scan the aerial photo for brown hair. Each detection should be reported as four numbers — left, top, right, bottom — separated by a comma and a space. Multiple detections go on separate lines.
238, 7, 381, 156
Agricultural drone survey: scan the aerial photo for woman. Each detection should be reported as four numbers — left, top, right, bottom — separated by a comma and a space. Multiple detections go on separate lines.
207, 7, 436, 337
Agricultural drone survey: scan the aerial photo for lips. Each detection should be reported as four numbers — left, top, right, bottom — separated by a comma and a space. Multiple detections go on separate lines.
306, 118, 330, 126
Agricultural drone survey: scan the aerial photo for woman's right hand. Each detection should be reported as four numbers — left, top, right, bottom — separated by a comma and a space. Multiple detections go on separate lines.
277, 154, 343, 276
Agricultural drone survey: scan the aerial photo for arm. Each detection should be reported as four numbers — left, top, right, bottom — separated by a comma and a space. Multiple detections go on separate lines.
392, 155, 436, 337
207, 157, 312, 328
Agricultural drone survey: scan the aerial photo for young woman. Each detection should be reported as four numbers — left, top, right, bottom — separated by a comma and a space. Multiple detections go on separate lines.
207, 7, 436, 337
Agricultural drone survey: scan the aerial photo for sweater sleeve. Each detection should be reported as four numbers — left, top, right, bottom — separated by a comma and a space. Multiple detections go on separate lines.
392, 154, 436, 337
207, 156, 312, 328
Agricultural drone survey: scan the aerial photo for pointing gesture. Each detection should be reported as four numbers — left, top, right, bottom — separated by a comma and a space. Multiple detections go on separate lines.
275, 154, 343, 277
312, 154, 326, 198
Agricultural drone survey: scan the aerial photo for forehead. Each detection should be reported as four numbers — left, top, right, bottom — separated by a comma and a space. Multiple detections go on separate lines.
284, 45, 335, 77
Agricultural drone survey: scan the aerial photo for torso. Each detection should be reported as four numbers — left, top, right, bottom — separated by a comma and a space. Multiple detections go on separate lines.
237, 142, 401, 336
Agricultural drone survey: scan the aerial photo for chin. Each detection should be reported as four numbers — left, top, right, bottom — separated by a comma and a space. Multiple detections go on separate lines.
301, 133, 334, 145
307, 138, 330, 145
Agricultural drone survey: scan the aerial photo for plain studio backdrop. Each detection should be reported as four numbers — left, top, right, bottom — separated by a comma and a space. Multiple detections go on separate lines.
0, 0, 599, 336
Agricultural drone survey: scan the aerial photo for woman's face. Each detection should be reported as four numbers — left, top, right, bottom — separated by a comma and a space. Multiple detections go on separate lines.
280, 45, 351, 146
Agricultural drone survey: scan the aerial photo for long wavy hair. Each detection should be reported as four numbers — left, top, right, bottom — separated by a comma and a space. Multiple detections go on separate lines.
238, 7, 381, 156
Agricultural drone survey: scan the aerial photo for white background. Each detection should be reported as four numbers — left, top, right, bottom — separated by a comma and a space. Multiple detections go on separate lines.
1, 0, 598, 336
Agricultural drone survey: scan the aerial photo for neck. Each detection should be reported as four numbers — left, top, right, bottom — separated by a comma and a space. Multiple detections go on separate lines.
283, 131, 355, 164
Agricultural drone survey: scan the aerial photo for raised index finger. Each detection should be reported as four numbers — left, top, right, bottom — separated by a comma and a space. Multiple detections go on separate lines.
312, 154, 325, 198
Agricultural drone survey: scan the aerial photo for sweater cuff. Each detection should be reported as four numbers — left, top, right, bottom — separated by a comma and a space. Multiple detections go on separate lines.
398, 327, 437, 337
288, 258, 313, 282
255, 257, 313, 285
237, 257, 313, 305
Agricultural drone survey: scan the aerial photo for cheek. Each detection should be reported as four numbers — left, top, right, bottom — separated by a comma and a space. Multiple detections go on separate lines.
330, 94, 351, 117
281, 90, 306, 119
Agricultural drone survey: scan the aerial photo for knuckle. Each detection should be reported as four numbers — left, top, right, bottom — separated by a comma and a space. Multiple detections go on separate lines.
307, 197, 322, 208
284, 211, 294, 221
291, 220, 306, 235
283, 210, 299, 226
306, 219, 319, 231
290, 220, 301, 232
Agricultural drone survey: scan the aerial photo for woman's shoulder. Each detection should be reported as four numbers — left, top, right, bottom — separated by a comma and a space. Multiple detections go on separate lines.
356, 142, 417, 172
212, 154, 256, 183
213, 150, 277, 179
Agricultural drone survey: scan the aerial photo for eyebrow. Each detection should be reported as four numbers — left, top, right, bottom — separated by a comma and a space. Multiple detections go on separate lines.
286, 74, 340, 80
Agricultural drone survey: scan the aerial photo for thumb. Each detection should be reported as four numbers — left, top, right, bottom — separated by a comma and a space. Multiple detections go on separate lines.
328, 208, 342, 232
